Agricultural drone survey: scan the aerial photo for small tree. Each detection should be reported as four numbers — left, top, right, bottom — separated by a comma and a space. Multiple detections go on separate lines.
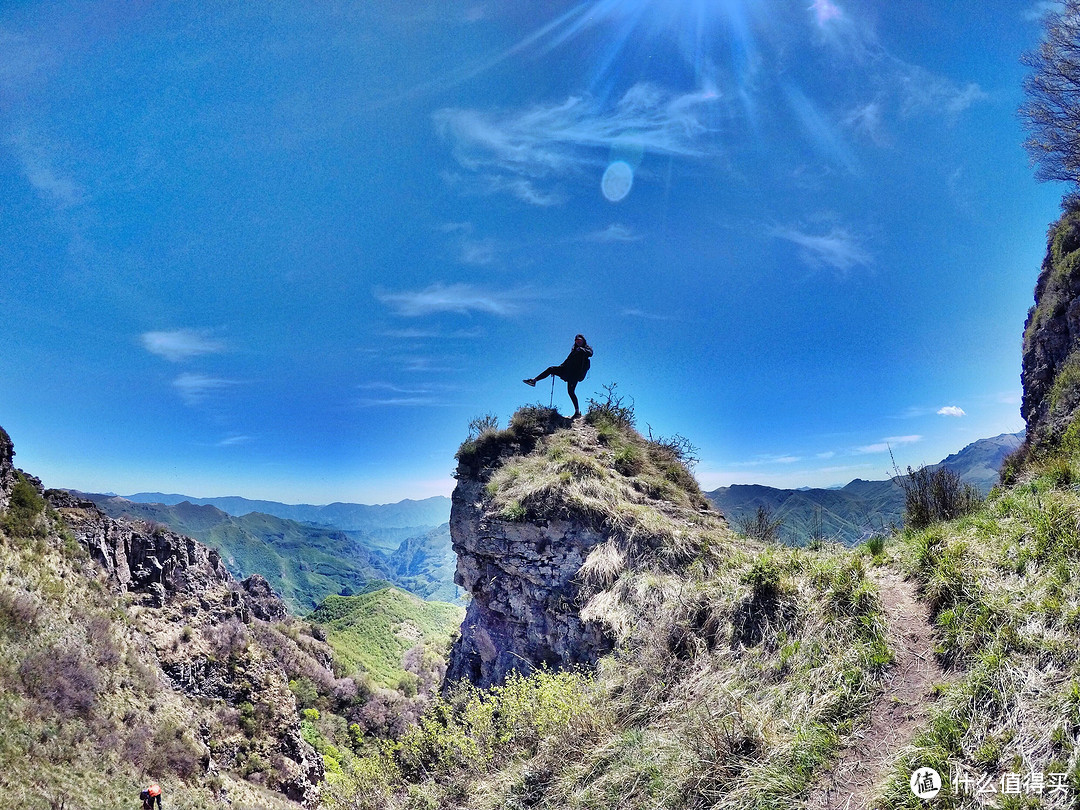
736, 505, 784, 544
891, 451, 982, 530
1021, 1, 1080, 189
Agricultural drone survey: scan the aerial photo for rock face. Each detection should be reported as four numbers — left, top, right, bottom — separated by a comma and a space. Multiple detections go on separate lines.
0, 426, 16, 513
49, 489, 234, 606
1022, 209, 1080, 452
445, 476, 613, 688
40, 489, 325, 807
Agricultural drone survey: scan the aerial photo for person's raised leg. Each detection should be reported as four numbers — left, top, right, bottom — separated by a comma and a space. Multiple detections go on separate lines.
525, 366, 559, 386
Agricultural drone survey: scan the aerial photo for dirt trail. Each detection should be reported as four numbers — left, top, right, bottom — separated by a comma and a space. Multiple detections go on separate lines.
804, 567, 946, 810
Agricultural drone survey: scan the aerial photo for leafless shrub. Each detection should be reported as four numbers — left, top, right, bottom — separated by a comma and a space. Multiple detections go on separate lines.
646, 425, 700, 469
251, 622, 336, 696
204, 617, 250, 660
735, 505, 784, 544
891, 452, 983, 529
467, 413, 500, 440
0, 588, 42, 636
352, 688, 424, 738
150, 722, 204, 779
331, 677, 359, 706
86, 614, 121, 667
19, 645, 101, 719
123, 721, 154, 769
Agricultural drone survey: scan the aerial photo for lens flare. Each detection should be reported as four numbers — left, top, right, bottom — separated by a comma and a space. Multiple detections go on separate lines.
601, 160, 634, 202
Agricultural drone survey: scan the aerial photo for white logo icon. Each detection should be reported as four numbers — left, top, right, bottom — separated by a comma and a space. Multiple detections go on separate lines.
910, 767, 942, 799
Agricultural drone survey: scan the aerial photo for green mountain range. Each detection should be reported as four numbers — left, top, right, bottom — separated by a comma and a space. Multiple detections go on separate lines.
122, 492, 450, 534
706, 432, 1023, 545
77, 494, 459, 613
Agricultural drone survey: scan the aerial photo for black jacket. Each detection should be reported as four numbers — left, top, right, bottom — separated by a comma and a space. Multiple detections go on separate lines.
558, 344, 593, 383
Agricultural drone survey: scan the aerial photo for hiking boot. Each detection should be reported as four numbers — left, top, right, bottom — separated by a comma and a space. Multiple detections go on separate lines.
523, 379, 536, 387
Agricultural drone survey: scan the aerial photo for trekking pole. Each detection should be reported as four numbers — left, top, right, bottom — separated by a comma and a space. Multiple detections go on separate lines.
549, 376, 555, 409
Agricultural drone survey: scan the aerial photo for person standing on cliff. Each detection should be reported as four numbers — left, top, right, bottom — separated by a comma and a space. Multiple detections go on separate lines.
523, 334, 593, 417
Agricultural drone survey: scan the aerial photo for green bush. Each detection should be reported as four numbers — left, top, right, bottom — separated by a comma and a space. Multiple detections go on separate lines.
2, 473, 47, 539
614, 444, 644, 476
456, 406, 562, 470
397, 669, 591, 779
741, 551, 787, 598
897, 463, 982, 530
328, 669, 593, 807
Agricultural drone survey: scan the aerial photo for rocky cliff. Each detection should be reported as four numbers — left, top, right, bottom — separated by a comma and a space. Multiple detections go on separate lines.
0, 426, 17, 513
0, 427, 326, 809
445, 405, 721, 688
445, 474, 614, 687
1022, 208, 1080, 453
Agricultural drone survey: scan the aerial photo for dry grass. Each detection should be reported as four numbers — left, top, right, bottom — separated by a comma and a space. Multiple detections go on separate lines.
873, 468, 1080, 807
329, 410, 898, 810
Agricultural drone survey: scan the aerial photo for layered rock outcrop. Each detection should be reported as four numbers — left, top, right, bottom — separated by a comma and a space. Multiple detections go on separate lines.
445, 474, 613, 687
42, 488, 324, 806
0, 430, 324, 809
1022, 209, 1080, 451
0, 426, 16, 513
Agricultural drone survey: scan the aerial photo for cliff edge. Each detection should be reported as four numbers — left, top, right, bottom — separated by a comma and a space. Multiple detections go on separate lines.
445, 403, 721, 687
1022, 208, 1080, 455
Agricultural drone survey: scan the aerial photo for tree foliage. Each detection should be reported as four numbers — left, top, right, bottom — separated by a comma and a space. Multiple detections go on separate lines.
1021, 1, 1080, 189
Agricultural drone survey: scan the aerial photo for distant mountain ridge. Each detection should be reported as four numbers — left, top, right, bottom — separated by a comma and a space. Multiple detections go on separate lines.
121, 492, 451, 532
707, 432, 1023, 545
76, 494, 459, 612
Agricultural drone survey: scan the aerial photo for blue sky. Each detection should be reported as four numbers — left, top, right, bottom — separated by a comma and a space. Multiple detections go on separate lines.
0, 0, 1066, 503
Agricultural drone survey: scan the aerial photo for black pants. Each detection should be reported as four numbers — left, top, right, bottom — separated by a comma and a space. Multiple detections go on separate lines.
534, 367, 581, 413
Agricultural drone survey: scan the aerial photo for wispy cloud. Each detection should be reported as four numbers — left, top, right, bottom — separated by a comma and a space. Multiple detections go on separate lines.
438, 221, 499, 264
727, 453, 804, 467
378, 328, 482, 340
172, 373, 239, 406
478, 174, 565, 206
217, 434, 252, 447
771, 224, 872, 272
376, 283, 530, 317
898, 69, 987, 119
355, 396, 447, 407
844, 100, 888, 146
856, 435, 922, 454
586, 223, 642, 243
357, 382, 433, 395
435, 82, 721, 203
622, 308, 674, 321
7, 127, 85, 209
937, 406, 966, 417
1024, 2, 1062, 22
811, 0, 844, 26
810, 5, 987, 124
142, 329, 227, 362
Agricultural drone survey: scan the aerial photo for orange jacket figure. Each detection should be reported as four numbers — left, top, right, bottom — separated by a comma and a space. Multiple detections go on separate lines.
139, 784, 162, 810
